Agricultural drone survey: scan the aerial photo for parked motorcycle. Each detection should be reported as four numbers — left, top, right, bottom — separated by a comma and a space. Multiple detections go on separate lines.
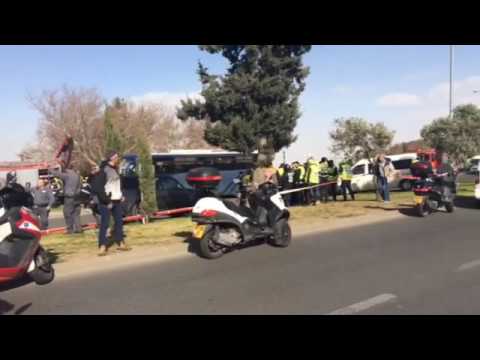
189, 168, 291, 259
0, 184, 55, 285
411, 161, 455, 217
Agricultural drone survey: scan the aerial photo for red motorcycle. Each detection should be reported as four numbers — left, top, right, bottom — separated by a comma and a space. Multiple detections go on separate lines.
0, 184, 55, 285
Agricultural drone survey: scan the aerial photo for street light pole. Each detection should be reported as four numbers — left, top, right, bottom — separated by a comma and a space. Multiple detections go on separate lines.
449, 45, 455, 119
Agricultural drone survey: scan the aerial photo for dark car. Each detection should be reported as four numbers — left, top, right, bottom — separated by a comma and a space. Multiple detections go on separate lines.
156, 172, 243, 211
156, 175, 197, 211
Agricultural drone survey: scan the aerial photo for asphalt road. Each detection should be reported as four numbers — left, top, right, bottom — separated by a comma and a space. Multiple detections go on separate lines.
2, 197, 480, 315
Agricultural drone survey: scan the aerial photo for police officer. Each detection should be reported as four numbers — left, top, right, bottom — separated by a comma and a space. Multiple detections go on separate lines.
280, 164, 294, 207
305, 156, 320, 206
339, 159, 355, 201
292, 162, 306, 206
50, 163, 82, 234
31, 179, 55, 230
318, 157, 330, 203
327, 160, 338, 201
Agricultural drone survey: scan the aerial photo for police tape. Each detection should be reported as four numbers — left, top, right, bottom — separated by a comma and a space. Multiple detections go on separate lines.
279, 181, 338, 196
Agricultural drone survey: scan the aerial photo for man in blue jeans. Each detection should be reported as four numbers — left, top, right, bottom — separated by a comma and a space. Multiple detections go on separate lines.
374, 154, 395, 203
92, 151, 131, 256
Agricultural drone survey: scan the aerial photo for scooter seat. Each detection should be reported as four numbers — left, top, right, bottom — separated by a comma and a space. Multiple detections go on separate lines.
223, 200, 256, 219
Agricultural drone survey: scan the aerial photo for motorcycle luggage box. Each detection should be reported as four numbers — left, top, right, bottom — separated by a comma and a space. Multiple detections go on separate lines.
187, 167, 222, 190
411, 161, 433, 179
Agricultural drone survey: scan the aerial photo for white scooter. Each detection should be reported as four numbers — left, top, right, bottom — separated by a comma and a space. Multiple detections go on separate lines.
188, 168, 292, 259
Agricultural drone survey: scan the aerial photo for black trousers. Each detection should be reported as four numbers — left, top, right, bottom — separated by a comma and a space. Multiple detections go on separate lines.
341, 180, 355, 200
329, 183, 337, 201
34, 206, 50, 230
292, 183, 306, 206
319, 178, 329, 203
63, 197, 82, 233
306, 184, 319, 204
283, 185, 293, 206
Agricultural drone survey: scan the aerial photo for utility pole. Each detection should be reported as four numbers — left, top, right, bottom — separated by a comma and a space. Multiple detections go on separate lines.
449, 45, 455, 119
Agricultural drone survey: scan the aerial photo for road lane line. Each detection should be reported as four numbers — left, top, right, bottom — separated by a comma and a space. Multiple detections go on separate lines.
328, 294, 398, 315
456, 259, 480, 272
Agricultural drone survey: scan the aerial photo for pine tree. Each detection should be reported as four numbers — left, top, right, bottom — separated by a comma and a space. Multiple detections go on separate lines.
104, 101, 125, 156
178, 45, 312, 153
136, 134, 157, 214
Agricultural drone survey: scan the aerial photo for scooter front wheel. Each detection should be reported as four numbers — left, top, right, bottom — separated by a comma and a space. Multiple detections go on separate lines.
199, 229, 225, 260
29, 247, 55, 285
270, 219, 292, 248
445, 201, 455, 213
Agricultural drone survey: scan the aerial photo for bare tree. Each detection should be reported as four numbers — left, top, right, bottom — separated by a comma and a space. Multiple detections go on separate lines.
26, 86, 106, 171
22, 86, 223, 174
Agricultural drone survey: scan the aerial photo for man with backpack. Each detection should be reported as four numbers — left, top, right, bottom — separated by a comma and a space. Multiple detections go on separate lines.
92, 151, 131, 256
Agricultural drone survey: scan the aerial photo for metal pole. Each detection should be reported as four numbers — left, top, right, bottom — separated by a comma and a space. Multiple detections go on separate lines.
449, 45, 454, 119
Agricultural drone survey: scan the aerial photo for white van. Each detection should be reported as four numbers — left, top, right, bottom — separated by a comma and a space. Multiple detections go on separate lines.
475, 170, 480, 204
349, 153, 418, 192
467, 155, 480, 173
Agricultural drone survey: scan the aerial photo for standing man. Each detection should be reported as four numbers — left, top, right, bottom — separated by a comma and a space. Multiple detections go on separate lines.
327, 160, 338, 202
93, 151, 130, 256
280, 164, 294, 207
87, 164, 102, 228
50, 163, 82, 234
318, 157, 330, 204
31, 179, 55, 230
374, 154, 395, 204
339, 159, 355, 201
292, 162, 306, 206
305, 156, 320, 206
6, 171, 17, 186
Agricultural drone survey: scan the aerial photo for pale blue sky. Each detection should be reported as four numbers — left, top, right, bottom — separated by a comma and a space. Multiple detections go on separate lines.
1, 45, 479, 162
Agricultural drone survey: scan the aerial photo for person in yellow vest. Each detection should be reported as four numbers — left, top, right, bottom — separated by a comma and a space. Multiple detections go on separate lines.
318, 157, 330, 203
339, 159, 355, 201
305, 156, 320, 206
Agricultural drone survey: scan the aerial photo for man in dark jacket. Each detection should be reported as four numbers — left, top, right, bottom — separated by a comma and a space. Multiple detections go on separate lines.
92, 152, 130, 256
434, 151, 456, 199
50, 164, 82, 234
87, 164, 102, 227
278, 164, 293, 206
31, 179, 55, 230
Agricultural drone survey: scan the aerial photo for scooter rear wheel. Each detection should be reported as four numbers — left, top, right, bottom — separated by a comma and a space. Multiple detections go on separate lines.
29, 247, 55, 285
416, 203, 430, 217
199, 229, 225, 260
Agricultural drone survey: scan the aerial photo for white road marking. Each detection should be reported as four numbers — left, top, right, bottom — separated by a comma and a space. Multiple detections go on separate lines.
456, 259, 480, 272
328, 293, 398, 315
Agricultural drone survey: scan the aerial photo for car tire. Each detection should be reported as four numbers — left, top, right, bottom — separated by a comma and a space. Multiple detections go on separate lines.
400, 180, 412, 192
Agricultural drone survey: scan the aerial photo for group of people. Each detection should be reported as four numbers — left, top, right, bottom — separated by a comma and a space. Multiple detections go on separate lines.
2, 151, 131, 257
275, 156, 356, 207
